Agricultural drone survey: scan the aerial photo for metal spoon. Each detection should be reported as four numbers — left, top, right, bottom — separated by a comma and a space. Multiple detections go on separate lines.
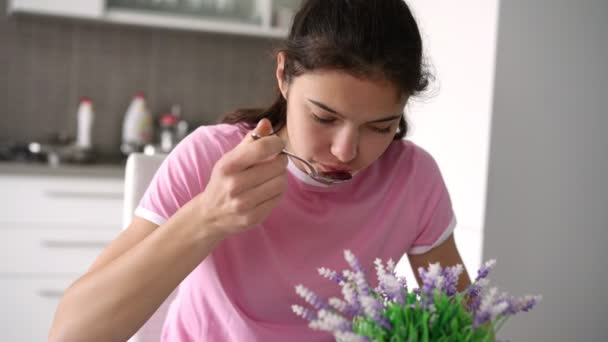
251, 132, 352, 185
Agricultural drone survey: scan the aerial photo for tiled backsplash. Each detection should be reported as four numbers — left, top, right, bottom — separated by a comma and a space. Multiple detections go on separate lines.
0, 0, 279, 159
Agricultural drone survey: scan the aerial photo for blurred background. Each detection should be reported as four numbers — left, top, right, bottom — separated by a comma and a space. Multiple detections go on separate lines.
0, 0, 606, 341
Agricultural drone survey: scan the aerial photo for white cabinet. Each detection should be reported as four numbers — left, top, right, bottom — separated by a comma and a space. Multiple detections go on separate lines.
8, 0, 301, 38
0, 277, 75, 342
0, 173, 124, 341
8, 0, 104, 18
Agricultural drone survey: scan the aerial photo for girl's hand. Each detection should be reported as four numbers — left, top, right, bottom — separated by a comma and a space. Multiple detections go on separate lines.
194, 118, 288, 237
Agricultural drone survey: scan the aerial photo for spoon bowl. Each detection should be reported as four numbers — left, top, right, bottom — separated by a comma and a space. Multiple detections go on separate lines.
251, 132, 352, 185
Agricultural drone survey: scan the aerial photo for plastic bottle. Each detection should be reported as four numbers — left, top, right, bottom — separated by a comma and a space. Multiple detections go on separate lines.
159, 112, 179, 153
75, 97, 94, 150
121, 93, 153, 155
170, 104, 190, 142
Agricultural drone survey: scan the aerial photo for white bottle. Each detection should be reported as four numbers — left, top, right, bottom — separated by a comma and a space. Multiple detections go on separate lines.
75, 97, 94, 149
121, 93, 153, 155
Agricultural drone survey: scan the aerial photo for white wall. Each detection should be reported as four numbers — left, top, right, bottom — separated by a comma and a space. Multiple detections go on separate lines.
484, 0, 608, 340
395, 0, 500, 281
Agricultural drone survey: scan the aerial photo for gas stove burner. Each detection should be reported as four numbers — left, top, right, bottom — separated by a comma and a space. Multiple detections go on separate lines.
0, 142, 45, 162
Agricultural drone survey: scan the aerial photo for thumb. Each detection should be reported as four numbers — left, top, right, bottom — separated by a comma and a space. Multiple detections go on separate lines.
224, 118, 280, 172
244, 118, 274, 143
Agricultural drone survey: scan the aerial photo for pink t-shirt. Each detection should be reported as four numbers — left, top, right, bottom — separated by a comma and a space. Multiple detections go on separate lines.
135, 123, 455, 341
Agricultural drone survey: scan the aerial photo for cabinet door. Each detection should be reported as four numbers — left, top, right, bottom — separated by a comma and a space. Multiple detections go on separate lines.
0, 176, 123, 228
271, 0, 299, 29
107, 0, 263, 25
8, 0, 104, 18
0, 228, 117, 274
0, 276, 75, 341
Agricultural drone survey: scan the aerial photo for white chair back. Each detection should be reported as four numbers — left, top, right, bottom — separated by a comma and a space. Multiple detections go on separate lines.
123, 153, 176, 342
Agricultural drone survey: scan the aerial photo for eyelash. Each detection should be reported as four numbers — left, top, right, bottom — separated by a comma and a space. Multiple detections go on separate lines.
312, 114, 393, 134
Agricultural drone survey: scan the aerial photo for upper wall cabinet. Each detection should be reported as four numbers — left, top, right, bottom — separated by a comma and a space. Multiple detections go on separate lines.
8, 0, 105, 18
8, 0, 302, 38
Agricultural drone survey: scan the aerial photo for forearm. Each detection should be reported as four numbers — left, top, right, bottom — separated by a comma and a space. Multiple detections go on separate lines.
49, 204, 225, 342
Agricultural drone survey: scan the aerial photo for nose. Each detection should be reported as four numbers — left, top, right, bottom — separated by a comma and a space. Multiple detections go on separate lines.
330, 127, 358, 163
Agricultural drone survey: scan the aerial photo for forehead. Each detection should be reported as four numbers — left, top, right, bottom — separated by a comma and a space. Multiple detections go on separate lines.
290, 70, 406, 117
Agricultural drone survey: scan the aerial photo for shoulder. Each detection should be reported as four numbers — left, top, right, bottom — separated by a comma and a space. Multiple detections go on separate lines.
187, 122, 249, 152
381, 139, 441, 175
159, 122, 249, 177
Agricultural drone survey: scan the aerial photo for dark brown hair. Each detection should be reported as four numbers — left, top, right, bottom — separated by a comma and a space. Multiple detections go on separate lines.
221, 0, 432, 140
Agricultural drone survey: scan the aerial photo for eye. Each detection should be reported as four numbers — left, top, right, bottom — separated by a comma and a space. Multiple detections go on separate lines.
312, 113, 336, 124
370, 125, 393, 134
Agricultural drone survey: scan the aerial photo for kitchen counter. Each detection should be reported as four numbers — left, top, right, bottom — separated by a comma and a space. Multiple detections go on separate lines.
0, 161, 125, 179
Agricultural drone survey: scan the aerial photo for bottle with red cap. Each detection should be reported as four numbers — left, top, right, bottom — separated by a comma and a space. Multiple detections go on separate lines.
121, 92, 153, 155
75, 97, 94, 150
159, 111, 179, 153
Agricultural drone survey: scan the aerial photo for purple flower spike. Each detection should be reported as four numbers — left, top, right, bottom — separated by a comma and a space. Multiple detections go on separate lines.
476, 259, 496, 281
291, 305, 317, 321
341, 281, 364, 316
520, 295, 541, 312
334, 331, 371, 342
328, 297, 359, 317
419, 263, 446, 302
318, 267, 345, 283
353, 271, 371, 296
295, 284, 327, 310
473, 287, 510, 328
375, 259, 406, 304
441, 264, 464, 296
344, 250, 365, 274
309, 309, 353, 332
360, 295, 392, 330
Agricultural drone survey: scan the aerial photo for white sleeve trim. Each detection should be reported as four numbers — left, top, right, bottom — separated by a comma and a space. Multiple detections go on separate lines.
134, 206, 168, 226
408, 216, 457, 255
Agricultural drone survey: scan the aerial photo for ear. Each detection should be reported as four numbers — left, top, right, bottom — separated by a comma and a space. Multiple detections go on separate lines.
276, 52, 289, 99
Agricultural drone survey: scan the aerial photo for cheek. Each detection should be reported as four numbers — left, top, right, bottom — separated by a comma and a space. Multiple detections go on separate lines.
358, 133, 395, 164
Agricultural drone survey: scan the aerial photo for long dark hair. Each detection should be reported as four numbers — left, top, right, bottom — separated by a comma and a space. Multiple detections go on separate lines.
221, 0, 432, 140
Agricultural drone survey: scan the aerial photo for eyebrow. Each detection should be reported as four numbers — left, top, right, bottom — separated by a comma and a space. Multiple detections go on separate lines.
307, 99, 402, 123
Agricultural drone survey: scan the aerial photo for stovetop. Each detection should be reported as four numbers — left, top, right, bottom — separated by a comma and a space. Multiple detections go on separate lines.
0, 141, 45, 163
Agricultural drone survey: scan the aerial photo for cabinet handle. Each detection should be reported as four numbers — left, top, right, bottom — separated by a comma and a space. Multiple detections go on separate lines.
41, 239, 111, 249
44, 190, 123, 200
38, 289, 64, 299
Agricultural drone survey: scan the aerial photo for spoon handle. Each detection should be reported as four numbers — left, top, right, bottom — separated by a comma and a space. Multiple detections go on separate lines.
250, 131, 317, 176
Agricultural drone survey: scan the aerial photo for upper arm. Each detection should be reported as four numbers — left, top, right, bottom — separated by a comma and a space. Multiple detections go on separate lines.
87, 217, 158, 274
407, 234, 471, 292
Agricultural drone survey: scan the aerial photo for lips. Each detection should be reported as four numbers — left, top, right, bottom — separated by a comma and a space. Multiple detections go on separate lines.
318, 164, 353, 173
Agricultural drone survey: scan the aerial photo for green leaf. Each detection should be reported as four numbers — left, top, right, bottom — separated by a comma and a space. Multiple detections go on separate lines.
421, 311, 430, 342
407, 323, 419, 342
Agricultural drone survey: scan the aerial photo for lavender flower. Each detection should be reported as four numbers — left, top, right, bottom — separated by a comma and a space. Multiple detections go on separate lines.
295, 284, 327, 310
360, 294, 391, 330
309, 309, 352, 332
442, 264, 464, 296
374, 258, 407, 304
319, 267, 345, 283
334, 331, 371, 342
292, 251, 540, 341
291, 305, 317, 321
476, 259, 496, 281
498, 294, 542, 316
417, 263, 447, 309
328, 297, 358, 317
473, 288, 510, 328
344, 250, 365, 274
340, 280, 364, 316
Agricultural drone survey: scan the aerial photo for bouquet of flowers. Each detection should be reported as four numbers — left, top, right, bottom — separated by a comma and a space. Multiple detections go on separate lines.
292, 250, 540, 342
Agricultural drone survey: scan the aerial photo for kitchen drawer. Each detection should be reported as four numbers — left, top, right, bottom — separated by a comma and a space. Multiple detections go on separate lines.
0, 175, 123, 228
0, 228, 117, 274
0, 276, 74, 341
